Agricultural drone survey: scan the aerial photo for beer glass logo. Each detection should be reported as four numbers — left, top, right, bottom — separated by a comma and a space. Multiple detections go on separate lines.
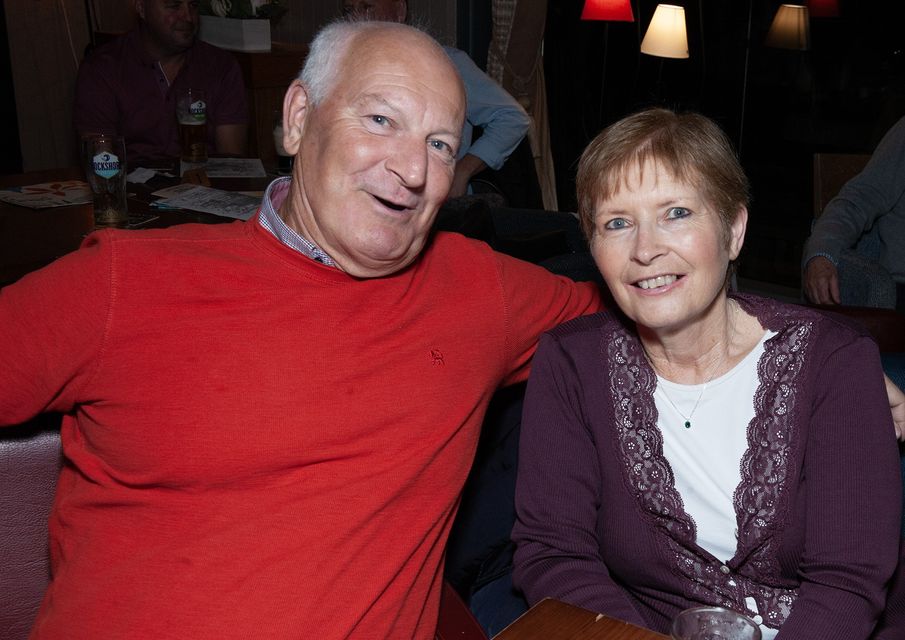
92, 151, 120, 179
190, 99, 206, 123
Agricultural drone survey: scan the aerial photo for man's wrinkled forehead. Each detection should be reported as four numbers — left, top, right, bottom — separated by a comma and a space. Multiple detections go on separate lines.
343, 29, 465, 109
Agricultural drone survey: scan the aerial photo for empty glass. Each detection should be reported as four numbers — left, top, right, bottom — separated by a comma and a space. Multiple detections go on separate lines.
81, 134, 128, 228
671, 606, 762, 640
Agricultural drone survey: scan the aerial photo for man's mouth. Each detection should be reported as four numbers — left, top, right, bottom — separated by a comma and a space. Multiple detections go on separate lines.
374, 195, 412, 212
635, 274, 680, 290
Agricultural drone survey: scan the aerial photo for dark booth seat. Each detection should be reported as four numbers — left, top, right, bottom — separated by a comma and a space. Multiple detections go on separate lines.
0, 415, 62, 640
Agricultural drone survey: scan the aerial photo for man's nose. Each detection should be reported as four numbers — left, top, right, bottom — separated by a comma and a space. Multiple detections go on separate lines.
386, 138, 428, 189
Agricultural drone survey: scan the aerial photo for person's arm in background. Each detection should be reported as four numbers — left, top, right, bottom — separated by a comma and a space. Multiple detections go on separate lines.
886, 375, 905, 440
444, 48, 530, 197
803, 115, 905, 304
451, 153, 490, 198
775, 335, 901, 639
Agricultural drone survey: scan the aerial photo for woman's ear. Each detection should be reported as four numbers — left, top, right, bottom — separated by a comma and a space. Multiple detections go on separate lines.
728, 206, 748, 261
281, 80, 311, 157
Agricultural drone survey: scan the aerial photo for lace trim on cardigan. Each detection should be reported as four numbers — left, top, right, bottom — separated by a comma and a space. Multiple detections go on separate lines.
606, 312, 813, 627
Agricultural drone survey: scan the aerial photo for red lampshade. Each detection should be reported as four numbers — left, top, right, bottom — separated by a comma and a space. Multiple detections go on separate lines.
581, 0, 635, 22
808, 0, 839, 18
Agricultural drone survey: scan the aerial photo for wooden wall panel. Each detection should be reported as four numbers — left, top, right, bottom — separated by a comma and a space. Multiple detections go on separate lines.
5, 0, 90, 171
86, 0, 135, 33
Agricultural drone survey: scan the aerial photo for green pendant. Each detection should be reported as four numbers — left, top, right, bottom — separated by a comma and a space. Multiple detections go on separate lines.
684, 420, 692, 429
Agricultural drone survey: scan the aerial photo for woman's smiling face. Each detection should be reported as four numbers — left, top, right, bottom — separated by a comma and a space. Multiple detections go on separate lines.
590, 158, 746, 337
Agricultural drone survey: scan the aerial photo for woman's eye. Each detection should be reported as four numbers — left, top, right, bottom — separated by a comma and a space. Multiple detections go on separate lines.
603, 218, 628, 230
369, 115, 390, 126
666, 206, 691, 219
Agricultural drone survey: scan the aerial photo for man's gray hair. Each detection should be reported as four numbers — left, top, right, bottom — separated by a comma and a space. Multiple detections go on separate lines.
298, 19, 445, 107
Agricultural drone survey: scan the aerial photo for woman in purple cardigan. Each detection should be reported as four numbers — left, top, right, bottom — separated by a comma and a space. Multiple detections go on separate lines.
511, 109, 902, 639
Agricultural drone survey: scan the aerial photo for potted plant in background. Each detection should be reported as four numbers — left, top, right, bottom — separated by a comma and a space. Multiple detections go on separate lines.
198, 0, 287, 52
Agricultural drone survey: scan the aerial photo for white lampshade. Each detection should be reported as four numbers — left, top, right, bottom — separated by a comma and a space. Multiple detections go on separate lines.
641, 4, 689, 59
765, 4, 810, 50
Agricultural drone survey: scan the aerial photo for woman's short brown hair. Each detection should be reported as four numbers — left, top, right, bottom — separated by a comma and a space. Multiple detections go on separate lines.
576, 108, 750, 242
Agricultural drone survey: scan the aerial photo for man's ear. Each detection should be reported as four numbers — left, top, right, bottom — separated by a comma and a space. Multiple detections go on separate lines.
281, 80, 311, 156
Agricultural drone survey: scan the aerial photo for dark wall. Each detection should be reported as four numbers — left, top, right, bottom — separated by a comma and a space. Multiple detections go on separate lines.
456, 0, 492, 70
0, 0, 23, 174
543, 0, 905, 286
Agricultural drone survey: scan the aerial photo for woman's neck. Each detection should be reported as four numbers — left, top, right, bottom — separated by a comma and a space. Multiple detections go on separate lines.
638, 297, 741, 384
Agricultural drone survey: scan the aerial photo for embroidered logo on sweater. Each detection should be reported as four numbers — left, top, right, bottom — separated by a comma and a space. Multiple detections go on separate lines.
430, 349, 445, 365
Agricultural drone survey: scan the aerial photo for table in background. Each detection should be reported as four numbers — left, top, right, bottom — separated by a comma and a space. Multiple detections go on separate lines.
0, 166, 273, 288
494, 599, 669, 640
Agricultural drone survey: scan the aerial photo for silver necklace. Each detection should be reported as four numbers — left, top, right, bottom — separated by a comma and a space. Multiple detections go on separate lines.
647, 303, 736, 430
656, 367, 722, 429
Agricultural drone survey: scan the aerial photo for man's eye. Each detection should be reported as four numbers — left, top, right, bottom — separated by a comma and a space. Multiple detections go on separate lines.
369, 115, 390, 126
429, 139, 453, 154
603, 218, 628, 230
666, 206, 691, 219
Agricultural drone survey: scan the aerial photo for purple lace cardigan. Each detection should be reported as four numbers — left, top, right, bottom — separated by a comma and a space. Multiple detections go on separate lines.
512, 294, 901, 639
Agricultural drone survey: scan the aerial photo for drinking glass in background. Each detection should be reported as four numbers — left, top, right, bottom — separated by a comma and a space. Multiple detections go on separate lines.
273, 110, 294, 175
177, 88, 208, 163
671, 606, 762, 640
81, 134, 128, 228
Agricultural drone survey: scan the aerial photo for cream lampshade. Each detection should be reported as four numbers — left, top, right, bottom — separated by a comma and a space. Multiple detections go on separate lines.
765, 4, 811, 50
640, 4, 689, 59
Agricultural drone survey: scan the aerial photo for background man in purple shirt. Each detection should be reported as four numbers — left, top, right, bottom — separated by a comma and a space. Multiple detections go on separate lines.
74, 0, 248, 163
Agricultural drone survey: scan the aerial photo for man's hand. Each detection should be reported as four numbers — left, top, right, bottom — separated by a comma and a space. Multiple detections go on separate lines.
804, 256, 841, 305
885, 374, 905, 441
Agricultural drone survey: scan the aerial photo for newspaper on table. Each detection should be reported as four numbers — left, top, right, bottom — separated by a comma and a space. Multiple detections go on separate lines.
151, 184, 259, 220
179, 158, 267, 178
0, 180, 92, 209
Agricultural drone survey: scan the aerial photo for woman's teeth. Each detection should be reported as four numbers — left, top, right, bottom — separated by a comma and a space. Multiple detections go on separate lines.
637, 275, 677, 290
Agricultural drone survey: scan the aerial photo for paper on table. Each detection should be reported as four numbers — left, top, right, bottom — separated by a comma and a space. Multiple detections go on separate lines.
127, 167, 157, 184
179, 157, 267, 178
0, 180, 92, 209
151, 184, 259, 220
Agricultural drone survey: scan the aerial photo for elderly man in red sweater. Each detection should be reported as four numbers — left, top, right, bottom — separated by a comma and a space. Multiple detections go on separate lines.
3, 20, 599, 640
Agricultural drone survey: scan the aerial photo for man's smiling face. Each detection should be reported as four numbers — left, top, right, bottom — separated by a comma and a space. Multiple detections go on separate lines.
280, 28, 465, 278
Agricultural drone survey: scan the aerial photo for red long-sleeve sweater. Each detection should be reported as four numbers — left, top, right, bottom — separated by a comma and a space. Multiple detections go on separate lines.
0, 218, 599, 639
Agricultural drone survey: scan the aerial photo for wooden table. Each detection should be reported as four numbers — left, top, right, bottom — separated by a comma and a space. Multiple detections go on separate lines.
494, 599, 669, 640
0, 166, 272, 288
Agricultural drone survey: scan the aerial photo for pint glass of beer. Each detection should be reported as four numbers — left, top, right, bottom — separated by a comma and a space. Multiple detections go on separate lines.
81, 134, 128, 228
177, 88, 207, 163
